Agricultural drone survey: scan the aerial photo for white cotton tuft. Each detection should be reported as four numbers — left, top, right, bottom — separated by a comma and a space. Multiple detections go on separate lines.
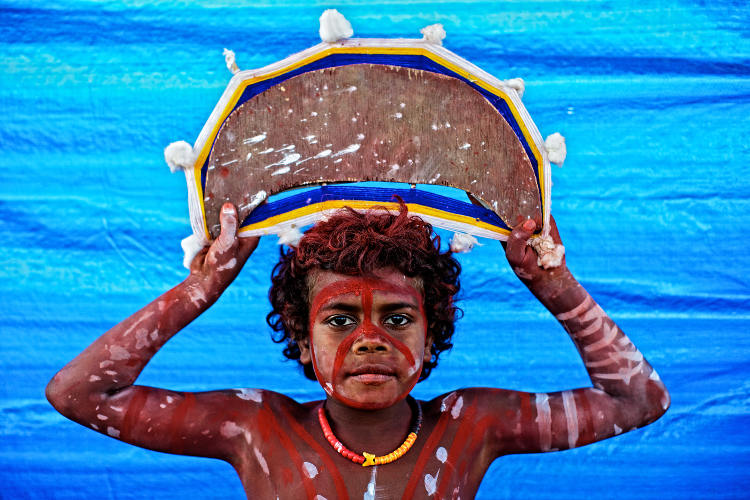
450, 232, 479, 253
529, 235, 565, 269
164, 141, 197, 173
181, 233, 209, 269
223, 48, 239, 74
544, 132, 567, 166
319, 9, 353, 43
420, 24, 446, 45
277, 226, 304, 247
505, 78, 525, 99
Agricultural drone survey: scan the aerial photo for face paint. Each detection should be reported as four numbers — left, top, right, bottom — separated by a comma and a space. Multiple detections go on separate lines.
308, 273, 428, 409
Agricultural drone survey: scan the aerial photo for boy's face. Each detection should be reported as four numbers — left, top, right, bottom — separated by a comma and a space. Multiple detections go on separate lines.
300, 268, 431, 410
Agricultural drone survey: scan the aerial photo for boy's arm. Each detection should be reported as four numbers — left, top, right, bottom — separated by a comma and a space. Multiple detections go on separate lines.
46, 204, 259, 460
487, 217, 669, 454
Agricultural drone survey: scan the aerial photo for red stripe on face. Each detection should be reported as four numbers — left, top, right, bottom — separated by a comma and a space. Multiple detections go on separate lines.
309, 276, 425, 409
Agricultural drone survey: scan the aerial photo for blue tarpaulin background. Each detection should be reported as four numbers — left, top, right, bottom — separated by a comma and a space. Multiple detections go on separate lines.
2, 1, 749, 498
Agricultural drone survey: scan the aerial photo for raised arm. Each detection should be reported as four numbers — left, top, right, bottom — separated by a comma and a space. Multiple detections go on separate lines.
45, 204, 259, 459
490, 217, 669, 454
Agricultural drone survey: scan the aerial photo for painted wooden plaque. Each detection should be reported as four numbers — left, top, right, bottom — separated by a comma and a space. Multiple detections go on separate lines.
174, 39, 552, 242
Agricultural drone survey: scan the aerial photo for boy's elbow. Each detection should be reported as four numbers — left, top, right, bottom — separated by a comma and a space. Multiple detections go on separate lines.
640, 376, 670, 426
45, 373, 67, 413
45, 370, 79, 417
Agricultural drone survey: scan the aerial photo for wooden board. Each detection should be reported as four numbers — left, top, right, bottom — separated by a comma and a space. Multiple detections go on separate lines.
201, 64, 540, 238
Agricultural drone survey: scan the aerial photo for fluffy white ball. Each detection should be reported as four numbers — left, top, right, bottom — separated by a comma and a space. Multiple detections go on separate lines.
164, 141, 196, 173
450, 232, 479, 253
544, 132, 567, 166
505, 77, 525, 99
529, 235, 565, 269
420, 24, 446, 45
277, 226, 304, 247
319, 9, 353, 43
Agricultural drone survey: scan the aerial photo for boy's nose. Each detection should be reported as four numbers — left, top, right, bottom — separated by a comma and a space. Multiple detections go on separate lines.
351, 325, 390, 354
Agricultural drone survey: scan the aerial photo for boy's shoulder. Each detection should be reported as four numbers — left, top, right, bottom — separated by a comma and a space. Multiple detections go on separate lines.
422, 387, 525, 419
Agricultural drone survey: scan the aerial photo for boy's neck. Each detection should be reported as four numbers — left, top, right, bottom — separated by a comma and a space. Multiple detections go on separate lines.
322, 396, 415, 455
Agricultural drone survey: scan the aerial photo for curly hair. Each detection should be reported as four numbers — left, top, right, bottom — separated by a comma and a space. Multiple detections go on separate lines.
266, 203, 462, 382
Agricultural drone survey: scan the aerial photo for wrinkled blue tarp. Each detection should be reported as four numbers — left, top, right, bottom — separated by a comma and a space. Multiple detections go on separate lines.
2, 1, 749, 498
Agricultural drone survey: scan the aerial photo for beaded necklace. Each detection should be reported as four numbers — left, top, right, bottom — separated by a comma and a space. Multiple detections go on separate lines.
318, 396, 423, 467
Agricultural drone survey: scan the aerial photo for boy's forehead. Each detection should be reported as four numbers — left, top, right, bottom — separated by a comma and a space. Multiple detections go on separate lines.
308, 268, 423, 304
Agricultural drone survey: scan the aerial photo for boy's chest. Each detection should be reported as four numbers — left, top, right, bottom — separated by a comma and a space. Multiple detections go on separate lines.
231, 409, 494, 499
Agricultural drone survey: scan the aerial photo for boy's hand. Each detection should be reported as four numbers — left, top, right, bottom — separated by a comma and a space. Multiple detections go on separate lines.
188, 203, 259, 298
504, 216, 570, 295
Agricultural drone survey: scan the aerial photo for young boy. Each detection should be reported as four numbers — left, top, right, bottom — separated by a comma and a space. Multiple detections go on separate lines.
46, 202, 669, 499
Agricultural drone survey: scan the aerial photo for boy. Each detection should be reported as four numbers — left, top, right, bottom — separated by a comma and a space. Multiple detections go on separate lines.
46, 202, 669, 499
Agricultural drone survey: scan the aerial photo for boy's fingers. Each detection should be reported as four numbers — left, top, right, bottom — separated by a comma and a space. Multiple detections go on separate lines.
214, 203, 238, 255
506, 219, 535, 266
189, 246, 210, 273
237, 236, 260, 262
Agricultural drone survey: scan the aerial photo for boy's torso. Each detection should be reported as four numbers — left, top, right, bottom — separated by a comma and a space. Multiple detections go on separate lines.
226, 389, 498, 500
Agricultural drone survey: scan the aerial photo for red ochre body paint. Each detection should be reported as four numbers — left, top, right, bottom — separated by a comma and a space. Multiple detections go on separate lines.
308, 277, 426, 409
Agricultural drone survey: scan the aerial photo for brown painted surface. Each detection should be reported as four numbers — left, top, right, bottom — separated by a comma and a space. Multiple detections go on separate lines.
204, 64, 540, 237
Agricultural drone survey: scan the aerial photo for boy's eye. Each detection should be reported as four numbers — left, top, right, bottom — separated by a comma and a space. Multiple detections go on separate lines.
326, 315, 356, 328
384, 314, 411, 327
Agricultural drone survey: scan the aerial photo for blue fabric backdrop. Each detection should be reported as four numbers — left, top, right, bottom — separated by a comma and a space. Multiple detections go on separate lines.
2, 1, 749, 498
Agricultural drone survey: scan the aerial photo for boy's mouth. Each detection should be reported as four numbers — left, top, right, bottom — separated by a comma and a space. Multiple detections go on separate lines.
347, 364, 397, 384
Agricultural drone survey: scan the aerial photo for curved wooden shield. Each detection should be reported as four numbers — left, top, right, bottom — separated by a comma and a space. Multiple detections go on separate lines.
180, 40, 551, 241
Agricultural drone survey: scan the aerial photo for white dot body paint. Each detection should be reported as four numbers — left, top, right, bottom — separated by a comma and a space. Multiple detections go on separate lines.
561, 391, 579, 449
451, 396, 464, 419
315, 496, 328, 500
303, 462, 318, 479
535, 393, 553, 452
99, 360, 114, 368
96, 414, 108, 421
166, 396, 174, 404
254, 446, 270, 475
614, 424, 623, 435
89, 374, 101, 382
235, 388, 263, 403
107, 426, 120, 437
436, 446, 448, 463
109, 345, 130, 361
424, 471, 439, 496
220, 421, 243, 438
135, 328, 151, 350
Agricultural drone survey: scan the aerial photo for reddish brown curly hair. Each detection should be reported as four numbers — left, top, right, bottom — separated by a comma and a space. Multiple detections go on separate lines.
266, 204, 461, 382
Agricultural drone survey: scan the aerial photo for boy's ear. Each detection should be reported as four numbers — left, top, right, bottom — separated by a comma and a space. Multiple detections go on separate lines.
298, 338, 311, 364
423, 335, 433, 364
